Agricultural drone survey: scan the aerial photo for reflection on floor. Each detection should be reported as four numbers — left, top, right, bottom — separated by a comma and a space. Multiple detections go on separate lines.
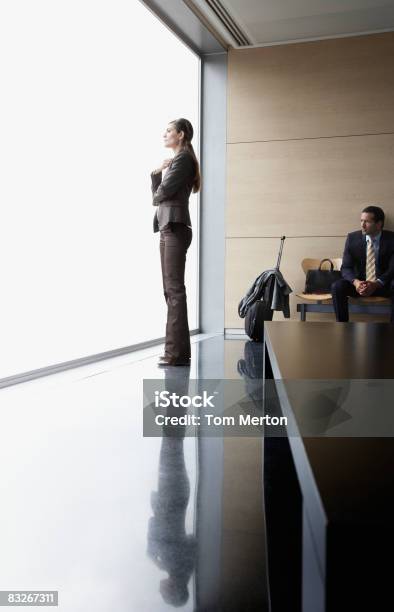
0, 334, 269, 611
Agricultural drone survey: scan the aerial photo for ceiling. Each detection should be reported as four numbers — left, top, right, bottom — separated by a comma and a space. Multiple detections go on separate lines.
186, 0, 394, 47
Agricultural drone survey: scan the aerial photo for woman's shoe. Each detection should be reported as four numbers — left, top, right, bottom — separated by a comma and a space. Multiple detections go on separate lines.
157, 356, 191, 367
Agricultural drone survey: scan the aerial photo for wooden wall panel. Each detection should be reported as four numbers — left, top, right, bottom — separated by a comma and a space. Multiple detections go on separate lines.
225, 33, 394, 329
226, 134, 394, 238
228, 33, 394, 143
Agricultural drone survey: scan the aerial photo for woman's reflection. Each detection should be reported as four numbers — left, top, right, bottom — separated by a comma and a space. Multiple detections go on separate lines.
147, 368, 196, 607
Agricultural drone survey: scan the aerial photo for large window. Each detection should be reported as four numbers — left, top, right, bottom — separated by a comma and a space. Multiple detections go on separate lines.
0, 1, 200, 378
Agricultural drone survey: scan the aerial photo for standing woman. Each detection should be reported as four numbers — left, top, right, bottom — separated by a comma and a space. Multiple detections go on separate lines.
151, 118, 201, 366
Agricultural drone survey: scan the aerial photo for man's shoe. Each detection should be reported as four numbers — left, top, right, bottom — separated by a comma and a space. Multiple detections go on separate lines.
157, 356, 191, 367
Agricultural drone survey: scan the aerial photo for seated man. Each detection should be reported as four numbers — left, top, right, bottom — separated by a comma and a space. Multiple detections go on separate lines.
332, 205, 394, 322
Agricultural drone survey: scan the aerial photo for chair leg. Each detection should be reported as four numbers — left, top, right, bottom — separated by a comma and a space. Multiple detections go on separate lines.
300, 304, 306, 322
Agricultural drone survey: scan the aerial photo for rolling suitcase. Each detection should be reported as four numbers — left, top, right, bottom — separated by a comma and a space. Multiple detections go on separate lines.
242, 236, 286, 342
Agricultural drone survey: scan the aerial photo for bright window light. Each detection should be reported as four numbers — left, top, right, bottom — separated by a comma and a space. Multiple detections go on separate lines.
0, 1, 200, 378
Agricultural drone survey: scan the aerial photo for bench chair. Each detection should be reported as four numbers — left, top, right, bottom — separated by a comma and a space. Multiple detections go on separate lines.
296, 257, 391, 321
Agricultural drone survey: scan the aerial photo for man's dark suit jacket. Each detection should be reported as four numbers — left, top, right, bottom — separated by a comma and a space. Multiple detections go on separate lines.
341, 229, 394, 286
151, 150, 195, 233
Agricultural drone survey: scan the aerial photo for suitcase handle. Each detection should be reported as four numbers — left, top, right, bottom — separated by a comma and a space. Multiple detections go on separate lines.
275, 236, 286, 270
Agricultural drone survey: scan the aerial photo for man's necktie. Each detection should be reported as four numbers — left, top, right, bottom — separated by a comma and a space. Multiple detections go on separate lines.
366, 239, 377, 282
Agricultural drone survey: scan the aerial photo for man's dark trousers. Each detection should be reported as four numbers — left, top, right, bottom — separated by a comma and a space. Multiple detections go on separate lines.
331, 279, 394, 322
160, 222, 192, 360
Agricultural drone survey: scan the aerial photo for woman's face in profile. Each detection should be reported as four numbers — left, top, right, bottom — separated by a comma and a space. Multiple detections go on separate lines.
163, 123, 183, 149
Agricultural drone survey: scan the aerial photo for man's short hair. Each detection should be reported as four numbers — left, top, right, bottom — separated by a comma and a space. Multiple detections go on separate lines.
362, 205, 385, 227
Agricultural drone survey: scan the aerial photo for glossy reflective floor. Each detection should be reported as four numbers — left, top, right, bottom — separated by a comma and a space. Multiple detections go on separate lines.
0, 335, 269, 611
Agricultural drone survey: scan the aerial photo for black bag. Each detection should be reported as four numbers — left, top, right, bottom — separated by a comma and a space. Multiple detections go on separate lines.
304, 259, 341, 294
245, 277, 275, 341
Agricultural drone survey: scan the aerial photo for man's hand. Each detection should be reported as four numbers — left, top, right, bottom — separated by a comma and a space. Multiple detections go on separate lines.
358, 281, 380, 297
353, 279, 366, 295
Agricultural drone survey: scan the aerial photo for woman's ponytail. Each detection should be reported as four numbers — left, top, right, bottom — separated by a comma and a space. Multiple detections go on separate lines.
171, 118, 201, 193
